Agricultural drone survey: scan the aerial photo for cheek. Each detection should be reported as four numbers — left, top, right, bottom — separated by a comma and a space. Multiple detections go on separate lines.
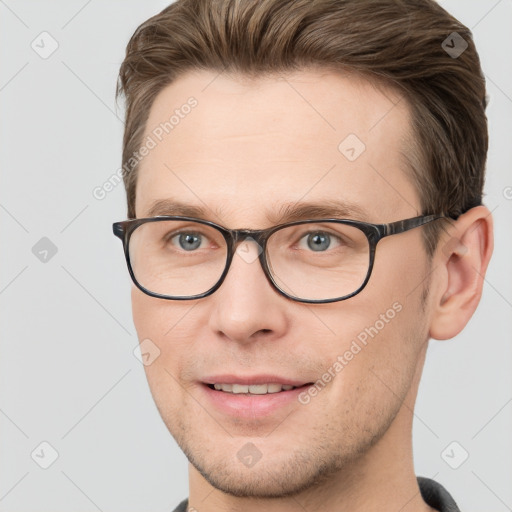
373, 233, 430, 299
131, 286, 191, 342
131, 288, 181, 386
132, 286, 151, 330
309, 275, 426, 412
131, 287, 192, 424
131, 286, 200, 387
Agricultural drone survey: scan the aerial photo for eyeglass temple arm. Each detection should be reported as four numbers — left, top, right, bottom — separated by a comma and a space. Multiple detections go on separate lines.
382, 215, 443, 237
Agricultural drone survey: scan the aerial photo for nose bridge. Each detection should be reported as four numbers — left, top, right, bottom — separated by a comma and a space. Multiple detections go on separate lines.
224, 227, 272, 291
208, 227, 288, 344
232, 228, 267, 246
229, 228, 269, 267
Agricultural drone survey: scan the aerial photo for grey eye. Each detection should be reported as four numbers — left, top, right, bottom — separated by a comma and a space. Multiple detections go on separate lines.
176, 232, 203, 251
306, 232, 331, 251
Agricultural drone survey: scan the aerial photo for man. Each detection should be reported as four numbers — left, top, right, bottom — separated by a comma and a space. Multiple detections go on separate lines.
113, 1, 493, 510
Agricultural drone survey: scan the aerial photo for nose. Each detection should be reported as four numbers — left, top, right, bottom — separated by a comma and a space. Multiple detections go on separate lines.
207, 238, 289, 344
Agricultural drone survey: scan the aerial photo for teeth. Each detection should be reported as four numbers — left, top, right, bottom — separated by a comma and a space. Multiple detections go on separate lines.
246, 384, 266, 394
233, 384, 249, 393
212, 383, 296, 394
267, 383, 282, 393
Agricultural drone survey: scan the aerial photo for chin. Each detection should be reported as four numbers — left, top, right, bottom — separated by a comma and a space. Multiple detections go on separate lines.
179, 433, 361, 499
191, 457, 326, 498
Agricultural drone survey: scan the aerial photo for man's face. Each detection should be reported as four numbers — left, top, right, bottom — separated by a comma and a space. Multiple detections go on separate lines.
132, 69, 433, 497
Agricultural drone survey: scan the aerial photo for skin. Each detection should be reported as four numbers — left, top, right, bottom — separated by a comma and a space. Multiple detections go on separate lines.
130, 68, 493, 512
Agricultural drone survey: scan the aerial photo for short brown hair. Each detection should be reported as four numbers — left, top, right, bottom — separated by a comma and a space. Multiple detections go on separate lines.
117, 0, 488, 256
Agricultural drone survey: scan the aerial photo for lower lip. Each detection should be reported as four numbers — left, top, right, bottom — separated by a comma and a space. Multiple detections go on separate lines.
200, 383, 310, 418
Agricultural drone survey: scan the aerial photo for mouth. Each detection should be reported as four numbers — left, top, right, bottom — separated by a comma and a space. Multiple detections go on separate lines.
200, 376, 315, 417
205, 382, 312, 395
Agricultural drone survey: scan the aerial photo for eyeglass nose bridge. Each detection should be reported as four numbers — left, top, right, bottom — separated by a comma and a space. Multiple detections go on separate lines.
224, 227, 272, 258
229, 228, 269, 245
218, 228, 278, 292
226, 228, 269, 264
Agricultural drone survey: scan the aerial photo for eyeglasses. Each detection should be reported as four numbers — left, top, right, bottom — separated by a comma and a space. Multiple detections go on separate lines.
112, 214, 443, 304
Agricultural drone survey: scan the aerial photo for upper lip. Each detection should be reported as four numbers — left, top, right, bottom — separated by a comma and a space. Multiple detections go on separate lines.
202, 374, 311, 387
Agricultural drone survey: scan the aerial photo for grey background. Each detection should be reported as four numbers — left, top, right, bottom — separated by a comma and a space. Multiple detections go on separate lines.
0, 1, 510, 511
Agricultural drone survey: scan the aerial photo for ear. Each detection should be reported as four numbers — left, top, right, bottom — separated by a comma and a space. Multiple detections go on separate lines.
429, 205, 494, 340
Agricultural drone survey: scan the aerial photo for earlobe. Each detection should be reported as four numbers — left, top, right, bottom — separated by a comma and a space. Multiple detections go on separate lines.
429, 206, 494, 341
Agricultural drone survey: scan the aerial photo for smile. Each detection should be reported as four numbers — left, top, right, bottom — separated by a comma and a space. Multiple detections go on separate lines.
208, 383, 298, 394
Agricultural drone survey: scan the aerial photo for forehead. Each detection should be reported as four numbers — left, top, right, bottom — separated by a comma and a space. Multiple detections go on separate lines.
135, 68, 420, 225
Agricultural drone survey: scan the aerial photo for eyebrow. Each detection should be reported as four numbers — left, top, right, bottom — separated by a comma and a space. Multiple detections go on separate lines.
144, 198, 371, 224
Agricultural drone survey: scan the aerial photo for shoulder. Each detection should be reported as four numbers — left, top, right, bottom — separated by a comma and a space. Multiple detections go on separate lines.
418, 476, 461, 512
171, 497, 189, 512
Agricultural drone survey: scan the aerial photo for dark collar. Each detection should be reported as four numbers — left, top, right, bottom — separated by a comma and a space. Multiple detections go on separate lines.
172, 476, 461, 512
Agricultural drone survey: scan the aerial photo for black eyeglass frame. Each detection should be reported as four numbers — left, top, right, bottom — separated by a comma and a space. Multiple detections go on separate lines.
113, 214, 443, 304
